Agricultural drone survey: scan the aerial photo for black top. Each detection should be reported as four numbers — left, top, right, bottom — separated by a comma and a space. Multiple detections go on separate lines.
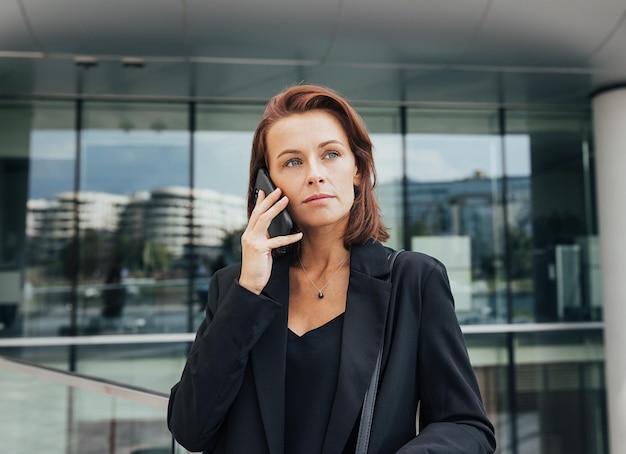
285, 313, 344, 454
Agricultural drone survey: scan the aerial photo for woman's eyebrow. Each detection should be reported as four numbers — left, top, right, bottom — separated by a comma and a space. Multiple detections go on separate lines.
275, 149, 300, 160
318, 139, 345, 148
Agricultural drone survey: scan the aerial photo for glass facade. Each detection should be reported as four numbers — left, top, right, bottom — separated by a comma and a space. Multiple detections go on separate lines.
0, 355, 172, 453
0, 98, 605, 453
405, 109, 506, 323
505, 111, 598, 324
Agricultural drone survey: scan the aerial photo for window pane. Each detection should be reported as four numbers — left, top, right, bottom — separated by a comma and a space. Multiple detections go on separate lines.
194, 105, 260, 275
0, 100, 76, 338
359, 107, 403, 250
513, 330, 606, 453
502, 133, 533, 323
406, 109, 505, 324
505, 111, 596, 322
79, 102, 189, 334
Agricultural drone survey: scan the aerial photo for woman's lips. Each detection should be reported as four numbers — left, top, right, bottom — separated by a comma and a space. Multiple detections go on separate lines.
303, 193, 333, 203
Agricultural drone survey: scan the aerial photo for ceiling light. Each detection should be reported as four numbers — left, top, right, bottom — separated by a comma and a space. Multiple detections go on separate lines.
73, 55, 98, 69
121, 57, 145, 69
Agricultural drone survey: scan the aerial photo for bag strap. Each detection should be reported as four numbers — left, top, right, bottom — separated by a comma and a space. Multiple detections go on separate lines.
355, 249, 404, 454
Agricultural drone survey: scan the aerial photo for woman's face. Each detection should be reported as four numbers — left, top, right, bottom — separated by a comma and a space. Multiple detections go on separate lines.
265, 110, 360, 233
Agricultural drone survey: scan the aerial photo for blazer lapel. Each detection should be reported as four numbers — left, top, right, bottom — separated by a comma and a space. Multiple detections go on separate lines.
322, 241, 392, 453
250, 254, 292, 454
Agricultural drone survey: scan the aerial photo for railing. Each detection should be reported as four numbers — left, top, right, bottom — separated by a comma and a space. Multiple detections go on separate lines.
0, 322, 607, 454
461, 321, 603, 334
0, 354, 180, 453
0, 355, 169, 409
0, 332, 195, 347
0, 321, 605, 348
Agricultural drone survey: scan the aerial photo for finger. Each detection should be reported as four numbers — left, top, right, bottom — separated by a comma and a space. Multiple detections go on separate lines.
254, 188, 266, 204
266, 231, 303, 249
255, 195, 290, 232
249, 188, 282, 224
251, 188, 267, 214
256, 187, 282, 207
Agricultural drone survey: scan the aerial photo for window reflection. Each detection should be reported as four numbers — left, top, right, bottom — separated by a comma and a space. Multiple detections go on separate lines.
359, 107, 403, 250
406, 110, 505, 324
504, 135, 534, 323
7, 102, 599, 338
76, 103, 190, 334
15, 102, 76, 338
506, 111, 597, 323
370, 133, 403, 250
193, 105, 263, 293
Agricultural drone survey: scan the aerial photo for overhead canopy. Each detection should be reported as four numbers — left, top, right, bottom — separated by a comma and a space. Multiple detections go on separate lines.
1, 0, 626, 105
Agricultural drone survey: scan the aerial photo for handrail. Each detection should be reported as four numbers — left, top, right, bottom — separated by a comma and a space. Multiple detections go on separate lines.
0, 322, 604, 348
461, 321, 604, 334
0, 355, 169, 409
29, 278, 195, 295
0, 332, 195, 347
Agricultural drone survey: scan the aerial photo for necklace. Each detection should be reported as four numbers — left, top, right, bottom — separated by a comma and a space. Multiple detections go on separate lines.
298, 254, 350, 299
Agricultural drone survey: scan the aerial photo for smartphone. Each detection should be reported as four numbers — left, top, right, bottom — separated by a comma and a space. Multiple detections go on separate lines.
253, 168, 294, 238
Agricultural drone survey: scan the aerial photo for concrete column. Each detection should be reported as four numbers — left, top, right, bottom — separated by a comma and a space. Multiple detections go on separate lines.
592, 86, 626, 454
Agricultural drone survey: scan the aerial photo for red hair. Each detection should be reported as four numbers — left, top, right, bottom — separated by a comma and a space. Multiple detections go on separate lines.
247, 84, 389, 247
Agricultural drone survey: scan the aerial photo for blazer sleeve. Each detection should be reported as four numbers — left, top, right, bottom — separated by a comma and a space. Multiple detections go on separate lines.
167, 267, 282, 452
396, 259, 496, 453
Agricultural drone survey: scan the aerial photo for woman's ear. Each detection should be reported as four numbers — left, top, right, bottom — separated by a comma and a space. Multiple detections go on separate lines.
353, 168, 362, 187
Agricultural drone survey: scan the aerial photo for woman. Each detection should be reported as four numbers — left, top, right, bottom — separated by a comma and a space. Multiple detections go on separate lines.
168, 84, 496, 453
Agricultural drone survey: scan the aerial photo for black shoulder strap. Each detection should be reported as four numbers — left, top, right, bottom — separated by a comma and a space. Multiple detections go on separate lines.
387, 248, 404, 283
355, 249, 404, 454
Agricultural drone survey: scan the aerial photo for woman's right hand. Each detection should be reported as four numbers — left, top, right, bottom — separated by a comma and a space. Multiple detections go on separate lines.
238, 188, 303, 295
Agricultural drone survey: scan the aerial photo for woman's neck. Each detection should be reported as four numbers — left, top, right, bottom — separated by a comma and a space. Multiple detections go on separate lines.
298, 232, 349, 269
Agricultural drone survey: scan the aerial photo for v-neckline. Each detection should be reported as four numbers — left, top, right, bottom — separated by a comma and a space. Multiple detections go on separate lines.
288, 312, 345, 339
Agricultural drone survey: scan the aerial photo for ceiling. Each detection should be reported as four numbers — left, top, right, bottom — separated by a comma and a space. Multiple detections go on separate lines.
2, 0, 626, 107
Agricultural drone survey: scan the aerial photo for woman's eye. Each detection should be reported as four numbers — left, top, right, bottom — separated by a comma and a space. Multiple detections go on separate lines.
326, 151, 339, 159
285, 158, 301, 167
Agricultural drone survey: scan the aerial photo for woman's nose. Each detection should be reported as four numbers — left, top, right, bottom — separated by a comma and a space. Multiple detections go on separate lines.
306, 163, 325, 185
307, 175, 324, 185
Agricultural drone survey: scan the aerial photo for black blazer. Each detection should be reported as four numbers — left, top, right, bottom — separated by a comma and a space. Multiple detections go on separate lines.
168, 240, 496, 453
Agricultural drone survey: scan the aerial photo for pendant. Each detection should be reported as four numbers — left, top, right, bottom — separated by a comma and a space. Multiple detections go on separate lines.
318, 292, 324, 299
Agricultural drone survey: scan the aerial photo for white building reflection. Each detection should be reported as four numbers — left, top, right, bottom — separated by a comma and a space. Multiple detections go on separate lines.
26, 187, 247, 262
